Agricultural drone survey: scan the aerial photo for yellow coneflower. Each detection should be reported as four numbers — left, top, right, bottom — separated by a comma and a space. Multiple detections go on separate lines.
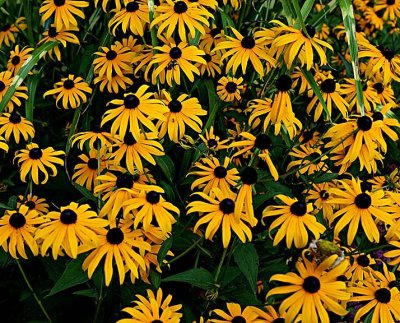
156, 90, 207, 143
17, 194, 49, 215
108, 0, 149, 36
39, 0, 89, 31
344, 253, 376, 282
0, 112, 35, 144
150, 0, 212, 42
14, 143, 65, 185
0, 71, 28, 112
111, 131, 164, 174
36, 202, 109, 259
216, 76, 244, 102
374, 0, 400, 20
93, 41, 137, 81
196, 49, 221, 78
101, 84, 168, 141
286, 145, 329, 177
0, 17, 27, 48
37, 25, 80, 61
147, 40, 206, 86
371, 78, 397, 107
213, 27, 276, 77
341, 78, 380, 113
305, 182, 335, 224
44, 74, 92, 109
94, 72, 134, 94
211, 303, 260, 323
70, 124, 116, 150
7, 45, 33, 75
199, 25, 225, 52
199, 126, 230, 151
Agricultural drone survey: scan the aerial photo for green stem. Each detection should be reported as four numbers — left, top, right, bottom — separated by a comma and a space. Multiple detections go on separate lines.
167, 237, 204, 266
214, 247, 228, 283
93, 277, 104, 323
16, 260, 53, 323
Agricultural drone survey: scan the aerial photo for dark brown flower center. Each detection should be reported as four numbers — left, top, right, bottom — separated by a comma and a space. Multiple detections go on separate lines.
48, 27, 58, 37
210, 28, 221, 37
254, 134, 270, 150
375, 288, 391, 303
168, 100, 182, 112
275, 74, 292, 91
240, 167, 257, 185
207, 139, 217, 148
87, 158, 98, 170
303, 276, 321, 293
290, 201, 307, 216
388, 280, 399, 288
63, 79, 75, 90
151, 321, 163, 323
320, 79, 336, 93
9, 212, 26, 228
225, 82, 237, 93
372, 112, 384, 121
355, 193, 371, 209
53, 0, 66, 6
174, 1, 188, 13
387, 0, 395, 4
357, 116, 372, 131
116, 173, 134, 189
11, 56, 21, 66
219, 198, 235, 214
1, 24, 11, 32
169, 47, 182, 59
378, 46, 395, 60
29, 148, 43, 159
302, 25, 316, 38
204, 54, 211, 62
146, 191, 160, 204
25, 201, 36, 209
106, 50, 118, 60
124, 94, 140, 109
319, 190, 329, 200
126, 1, 139, 11
123, 132, 136, 145
214, 166, 227, 178
361, 180, 372, 192
231, 316, 246, 323
241, 36, 256, 49
106, 227, 124, 244
272, 319, 285, 323
9, 111, 21, 124
0, 81, 5, 92
356, 255, 370, 267
60, 209, 77, 224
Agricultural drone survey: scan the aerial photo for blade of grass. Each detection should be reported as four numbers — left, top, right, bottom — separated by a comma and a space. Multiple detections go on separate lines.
281, 0, 295, 24
309, 0, 337, 26
301, 68, 332, 123
0, 41, 58, 114
202, 79, 218, 133
293, 0, 309, 37
338, 0, 364, 116
300, 0, 316, 22
26, 63, 48, 122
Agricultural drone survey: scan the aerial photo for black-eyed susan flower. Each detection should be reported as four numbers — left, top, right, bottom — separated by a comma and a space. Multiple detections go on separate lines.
44, 74, 92, 109
14, 143, 65, 185
252, 305, 286, 322
94, 169, 155, 224
150, 0, 212, 42
187, 188, 255, 248
345, 253, 376, 282
267, 253, 350, 322
17, 194, 49, 215
111, 131, 164, 174
94, 71, 134, 94
122, 186, 180, 233
216, 76, 244, 102
72, 148, 111, 191
196, 49, 221, 78
328, 177, 393, 244
37, 25, 80, 61
0, 112, 35, 144
95, 0, 122, 11
213, 27, 276, 77
286, 145, 329, 177
147, 40, 206, 86
270, 20, 333, 70
199, 126, 229, 151
306, 78, 349, 121
117, 288, 183, 323
199, 25, 225, 52
93, 41, 137, 81
0, 205, 47, 259
101, 85, 168, 141
7, 45, 33, 75
71, 124, 116, 150
341, 78, 380, 113
188, 156, 239, 195
262, 194, 326, 248
211, 303, 260, 323
82, 221, 151, 286
230, 132, 278, 181
156, 90, 207, 143
108, 0, 149, 36
349, 274, 400, 322
36, 202, 109, 259
305, 183, 335, 225
0, 17, 26, 48
39, 0, 89, 31
0, 71, 28, 112
374, 0, 400, 20
371, 79, 397, 107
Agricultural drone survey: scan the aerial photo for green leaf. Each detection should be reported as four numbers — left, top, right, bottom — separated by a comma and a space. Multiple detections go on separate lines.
0, 41, 59, 114
309, 0, 338, 26
233, 243, 259, 294
149, 270, 161, 289
162, 268, 215, 289
71, 183, 97, 202
47, 256, 88, 297
25, 70, 43, 122
202, 79, 219, 133
7, 196, 17, 209
155, 155, 175, 182
157, 237, 173, 264
338, 0, 364, 115
300, 0, 316, 22
0, 202, 12, 210
313, 172, 338, 183
72, 289, 97, 298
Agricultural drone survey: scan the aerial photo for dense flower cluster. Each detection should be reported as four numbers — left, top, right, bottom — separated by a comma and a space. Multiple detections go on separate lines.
1, 0, 400, 322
